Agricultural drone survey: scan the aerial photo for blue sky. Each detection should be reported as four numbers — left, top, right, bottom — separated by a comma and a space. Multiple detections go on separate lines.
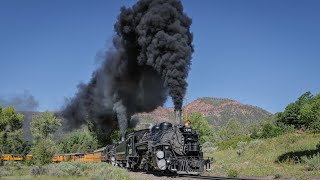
0, 0, 319, 113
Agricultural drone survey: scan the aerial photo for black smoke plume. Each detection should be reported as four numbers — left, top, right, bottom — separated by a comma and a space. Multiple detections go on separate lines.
0, 91, 39, 111
62, 0, 193, 141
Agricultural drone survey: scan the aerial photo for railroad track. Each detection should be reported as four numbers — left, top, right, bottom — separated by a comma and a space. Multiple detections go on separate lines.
178, 174, 253, 180
131, 170, 257, 180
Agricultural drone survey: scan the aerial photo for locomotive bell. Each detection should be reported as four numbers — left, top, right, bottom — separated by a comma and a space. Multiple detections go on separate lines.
185, 120, 191, 127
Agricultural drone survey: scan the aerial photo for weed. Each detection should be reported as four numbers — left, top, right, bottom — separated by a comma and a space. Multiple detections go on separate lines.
90, 164, 130, 180
227, 169, 239, 177
247, 139, 264, 149
30, 166, 47, 176
203, 142, 217, 154
301, 153, 320, 171
0, 166, 13, 177
288, 136, 298, 144
274, 173, 282, 179
236, 141, 247, 156
218, 137, 252, 150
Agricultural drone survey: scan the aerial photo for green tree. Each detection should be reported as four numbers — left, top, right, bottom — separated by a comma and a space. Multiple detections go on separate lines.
30, 111, 61, 165
57, 127, 99, 153
260, 122, 282, 138
277, 92, 314, 129
188, 112, 216, 144
31, 111, 61, 141
300, 93, 320, 132
281, 103, 300, 127
32, 139, 56, 165
0, 106, 25, 154
296, 91, 313, 107
87, 121, 112, 146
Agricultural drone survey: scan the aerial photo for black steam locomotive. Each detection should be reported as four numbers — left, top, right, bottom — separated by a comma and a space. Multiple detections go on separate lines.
103, 120, 209, 175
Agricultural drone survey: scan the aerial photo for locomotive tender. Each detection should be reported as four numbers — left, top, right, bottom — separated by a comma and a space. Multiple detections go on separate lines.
107, 120, 208, 175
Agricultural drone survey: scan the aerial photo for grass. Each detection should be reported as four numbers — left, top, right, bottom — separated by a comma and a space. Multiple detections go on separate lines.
0, 162, 132, 180
302, 153, 320, 171
207, 133, 320, 179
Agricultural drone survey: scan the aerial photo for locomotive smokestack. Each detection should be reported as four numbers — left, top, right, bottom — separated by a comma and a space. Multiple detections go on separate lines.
121, 129, 126, 141
179, 109, 182, 123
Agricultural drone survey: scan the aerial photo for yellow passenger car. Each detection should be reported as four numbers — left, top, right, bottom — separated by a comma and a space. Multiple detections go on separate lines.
1, 154, 24, 161
25, 154, 33, 161
52, 153, 84, 163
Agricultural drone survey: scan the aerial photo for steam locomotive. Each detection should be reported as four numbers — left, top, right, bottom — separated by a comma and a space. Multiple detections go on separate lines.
105, 120, 208, 175
1, 120, 209, 175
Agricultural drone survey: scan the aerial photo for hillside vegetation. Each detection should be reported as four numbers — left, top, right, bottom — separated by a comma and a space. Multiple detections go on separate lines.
135, 97, 272, 129
195, 91, 320, 179
208, 133, 320, 179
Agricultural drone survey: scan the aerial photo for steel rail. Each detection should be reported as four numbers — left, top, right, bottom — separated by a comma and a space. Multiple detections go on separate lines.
179, 174, 257, 180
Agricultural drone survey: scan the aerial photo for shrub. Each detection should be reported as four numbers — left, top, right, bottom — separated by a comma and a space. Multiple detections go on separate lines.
46, 162, 89, 176
260, 122, 283, 138
309, 121, 320, 133
90, 164, 130, 180
227, 169, 239, 177
218, 137, 252, 150
274, 173, 283, 179
0, 166, 14, 177
0, 169, 11, 177
247, 139, 264, 148
202, 142, 217, 154
316, 141, 320, 149
30, 162, 131, 180
30, 166, 47, 176
249, 125, 261, 139
236, 141, 248, 156
301, 153, 320, 171
24, 160, 34, 166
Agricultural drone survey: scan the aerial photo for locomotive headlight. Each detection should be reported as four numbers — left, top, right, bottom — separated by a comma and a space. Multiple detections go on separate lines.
157, 159, 166, 170
156, 150, 164, 159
